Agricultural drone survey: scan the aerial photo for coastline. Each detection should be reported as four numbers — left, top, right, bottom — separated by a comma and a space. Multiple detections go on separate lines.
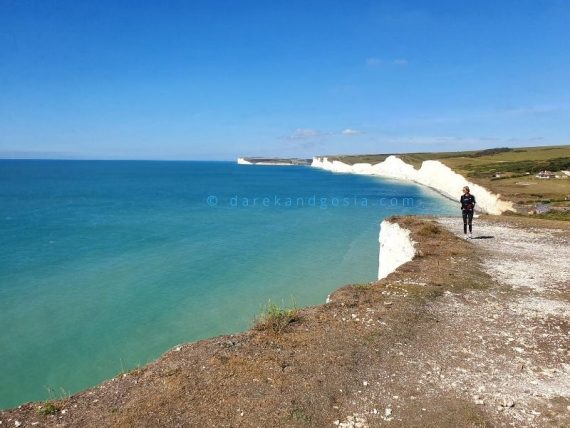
2, 160, 566, 425
237, 157, 311, 166
2, 215, 569, 426
311, 155, 515, 215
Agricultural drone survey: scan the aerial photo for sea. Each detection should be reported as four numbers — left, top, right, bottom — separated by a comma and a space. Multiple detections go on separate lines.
0, 160, 458, 409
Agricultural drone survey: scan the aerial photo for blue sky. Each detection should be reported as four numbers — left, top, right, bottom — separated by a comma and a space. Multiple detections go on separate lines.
1, 0, 569, 160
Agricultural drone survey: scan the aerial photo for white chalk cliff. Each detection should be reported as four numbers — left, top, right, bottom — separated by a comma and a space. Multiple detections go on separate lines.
378, 220, 416, 280
311, 156, 514, 215
237, 158, 295, 166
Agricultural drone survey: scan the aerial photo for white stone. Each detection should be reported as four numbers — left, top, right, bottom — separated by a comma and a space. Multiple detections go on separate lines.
378, 220, 416, 280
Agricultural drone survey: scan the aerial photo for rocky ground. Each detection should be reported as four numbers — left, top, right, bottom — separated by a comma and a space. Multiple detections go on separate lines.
1, 215, 568, 427
432, 216, 570, 427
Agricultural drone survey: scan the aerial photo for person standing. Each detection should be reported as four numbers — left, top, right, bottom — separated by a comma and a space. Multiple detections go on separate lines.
460, 186, 476, 238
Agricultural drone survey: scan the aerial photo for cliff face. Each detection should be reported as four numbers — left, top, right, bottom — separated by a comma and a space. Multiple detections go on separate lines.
237, 157, 253, 165
312, 155, 515, 215
378, 220, 416, 280
237, 157, 311, 166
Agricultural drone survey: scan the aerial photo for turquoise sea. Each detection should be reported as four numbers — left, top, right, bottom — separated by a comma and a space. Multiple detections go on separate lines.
0, 160, 457, 409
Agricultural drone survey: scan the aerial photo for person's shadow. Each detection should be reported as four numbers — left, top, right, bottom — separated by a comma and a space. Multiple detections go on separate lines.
472, 236, 494, 239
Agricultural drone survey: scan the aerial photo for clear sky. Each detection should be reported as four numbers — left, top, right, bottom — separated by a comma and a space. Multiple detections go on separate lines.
1, 0, 569, 160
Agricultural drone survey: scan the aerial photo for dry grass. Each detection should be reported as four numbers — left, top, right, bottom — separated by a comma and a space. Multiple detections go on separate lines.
417, 222, 442, 236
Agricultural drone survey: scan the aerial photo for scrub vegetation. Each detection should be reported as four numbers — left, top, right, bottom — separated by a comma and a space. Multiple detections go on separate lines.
253, 300, 300, 334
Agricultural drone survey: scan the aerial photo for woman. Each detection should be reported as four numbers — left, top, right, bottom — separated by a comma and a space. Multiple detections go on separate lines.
460, 186, 476, 238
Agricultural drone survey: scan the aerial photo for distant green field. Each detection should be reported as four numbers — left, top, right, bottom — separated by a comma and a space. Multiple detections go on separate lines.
436, 146, 570, 176
328, 145, 570, 169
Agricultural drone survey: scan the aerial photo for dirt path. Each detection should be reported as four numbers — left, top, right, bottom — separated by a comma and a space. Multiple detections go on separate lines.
1, 216, 568, 427
430, 216, 570, 427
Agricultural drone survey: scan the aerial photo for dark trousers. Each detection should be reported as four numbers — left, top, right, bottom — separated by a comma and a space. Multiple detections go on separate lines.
462, 210, 474, 234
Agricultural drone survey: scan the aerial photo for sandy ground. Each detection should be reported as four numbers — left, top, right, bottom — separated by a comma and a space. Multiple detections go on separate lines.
1, 216, 568, 427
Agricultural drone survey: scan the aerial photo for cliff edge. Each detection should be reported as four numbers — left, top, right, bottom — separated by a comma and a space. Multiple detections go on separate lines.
2, 216, 569, 427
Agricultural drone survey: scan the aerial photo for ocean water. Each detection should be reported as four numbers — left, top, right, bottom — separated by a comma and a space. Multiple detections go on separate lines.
0, 160, 457, 409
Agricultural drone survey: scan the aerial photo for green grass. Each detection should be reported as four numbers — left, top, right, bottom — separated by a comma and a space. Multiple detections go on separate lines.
37, 401, 61, 415
460, 157, 570, 178
254, 300, 299, 333
511, 211, 570, 221
325, 154, 390, 165
354, 283, 371, 289
328, 145, 570, 168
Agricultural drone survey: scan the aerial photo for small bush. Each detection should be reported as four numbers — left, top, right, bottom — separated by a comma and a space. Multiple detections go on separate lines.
291, 407, 312, 424
468, 147, 512, 157
37, 401, 61, 415
254, 300, 299, 333
418, 223, 441, 236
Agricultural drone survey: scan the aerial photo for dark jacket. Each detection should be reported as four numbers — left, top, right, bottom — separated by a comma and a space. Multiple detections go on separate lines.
460, 194, 476, 211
